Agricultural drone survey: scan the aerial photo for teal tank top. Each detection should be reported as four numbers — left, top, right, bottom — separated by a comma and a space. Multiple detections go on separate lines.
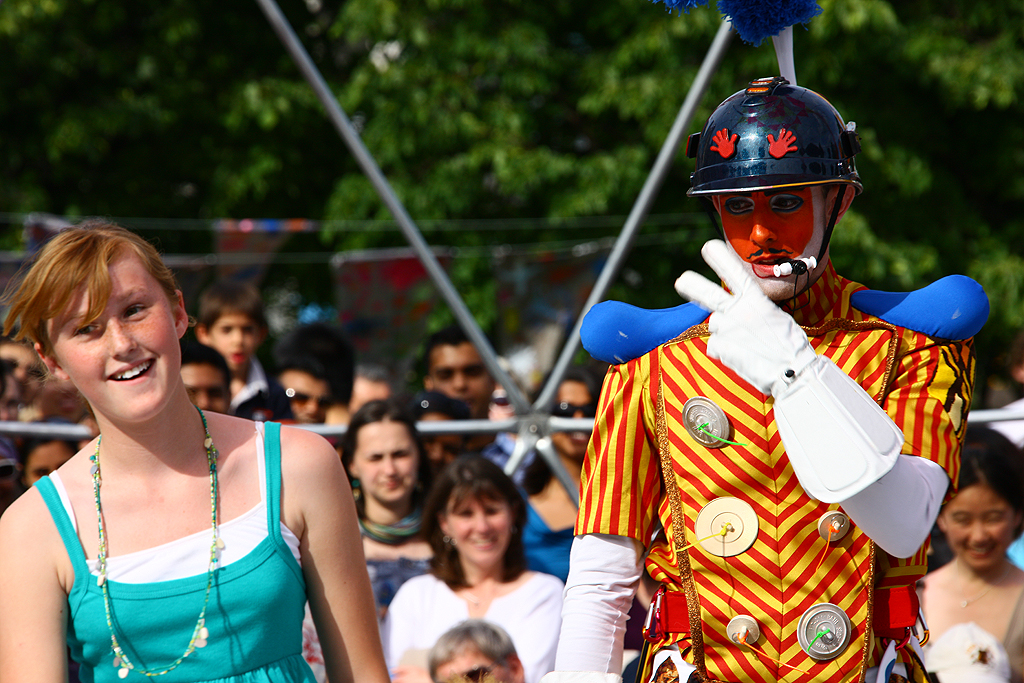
35, 422, 316, 683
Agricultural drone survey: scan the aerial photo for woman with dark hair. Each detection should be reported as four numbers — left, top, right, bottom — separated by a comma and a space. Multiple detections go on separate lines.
340, 398, 433, 616
521, 366, 601, 583
922, 426, 1024, 683
18, 427, 78, 489
382, 457, 563, 683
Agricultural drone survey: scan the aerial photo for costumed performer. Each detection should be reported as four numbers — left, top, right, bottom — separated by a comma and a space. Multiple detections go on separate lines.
0, 222, 390, 683
543, 77, 988, 683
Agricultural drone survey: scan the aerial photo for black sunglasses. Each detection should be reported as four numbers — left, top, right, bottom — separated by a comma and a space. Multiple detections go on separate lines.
444, 664, 498, 683
551, 401, 597, 418
0, 458, 17, 480
285, 388, 333, 408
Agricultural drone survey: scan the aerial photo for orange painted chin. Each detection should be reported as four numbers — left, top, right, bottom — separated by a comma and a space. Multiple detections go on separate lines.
716, 188, 816, 267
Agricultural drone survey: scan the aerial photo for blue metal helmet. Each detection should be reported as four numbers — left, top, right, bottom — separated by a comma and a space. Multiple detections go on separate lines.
686, 77, 862, 197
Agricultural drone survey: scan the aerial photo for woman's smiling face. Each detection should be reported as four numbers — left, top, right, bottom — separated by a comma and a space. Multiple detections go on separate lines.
439, 495, 514, 576
938, 482, 1024, 574
41, 252, 188, 425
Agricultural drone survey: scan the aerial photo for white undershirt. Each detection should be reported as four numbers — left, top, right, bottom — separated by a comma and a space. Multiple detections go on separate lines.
49, 422, 302, 583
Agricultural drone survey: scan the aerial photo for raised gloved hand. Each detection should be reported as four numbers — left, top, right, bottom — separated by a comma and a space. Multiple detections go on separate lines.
674, 239, 817, 396
675, 239, 904, 504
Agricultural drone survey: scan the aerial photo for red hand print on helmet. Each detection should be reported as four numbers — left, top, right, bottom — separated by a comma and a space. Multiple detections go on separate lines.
767, 129, 798, 159
710, 129, 738, 159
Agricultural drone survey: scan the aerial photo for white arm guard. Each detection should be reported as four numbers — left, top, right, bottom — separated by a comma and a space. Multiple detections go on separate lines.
551, 534, 643, 678
841, 454, 949, 558
773, 354, 903, 503
774, 354, 951, 557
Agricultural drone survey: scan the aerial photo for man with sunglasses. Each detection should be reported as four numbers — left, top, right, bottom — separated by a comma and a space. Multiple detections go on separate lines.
430, 621, 526, 683
277, 357, 336, 425
546, 78, 988, 683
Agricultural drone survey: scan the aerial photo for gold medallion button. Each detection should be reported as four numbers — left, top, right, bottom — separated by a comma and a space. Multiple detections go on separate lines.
693, 497, 759, 557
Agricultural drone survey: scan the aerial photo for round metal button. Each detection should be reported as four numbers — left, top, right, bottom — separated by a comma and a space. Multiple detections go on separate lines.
727, 615, 760, 646
817, 511, 850, 542
682, 397, 732, 449
693, 497, 759, 557
797, 603, 852, 660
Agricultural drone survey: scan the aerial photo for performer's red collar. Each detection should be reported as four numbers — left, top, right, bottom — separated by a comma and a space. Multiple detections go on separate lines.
779, 260, 845, 327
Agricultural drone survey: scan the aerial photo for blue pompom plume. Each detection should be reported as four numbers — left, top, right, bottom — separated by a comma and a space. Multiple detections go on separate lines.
716, 0, 822, 45
652, 0, 711, 15
649, 0, 823, 46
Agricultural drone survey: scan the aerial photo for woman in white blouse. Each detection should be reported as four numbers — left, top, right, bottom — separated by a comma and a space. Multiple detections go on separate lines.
383, 457, 563, 683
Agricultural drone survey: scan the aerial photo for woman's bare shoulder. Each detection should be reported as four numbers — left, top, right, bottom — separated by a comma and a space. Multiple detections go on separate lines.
0, 486, 71, 583
922, 562, 955, 591
275, 424, 352, 533
277, 423, 345, 472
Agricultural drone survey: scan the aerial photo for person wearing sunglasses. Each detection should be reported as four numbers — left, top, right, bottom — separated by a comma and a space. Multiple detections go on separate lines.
274, 322, 355, 426
429, 620, 526, 683
276, 357, 336, 425
520, 367, 601, 584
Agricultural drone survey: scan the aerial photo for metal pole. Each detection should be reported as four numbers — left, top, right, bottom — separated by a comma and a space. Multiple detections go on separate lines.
253, 0, 532, 415
532, 19, 734, 411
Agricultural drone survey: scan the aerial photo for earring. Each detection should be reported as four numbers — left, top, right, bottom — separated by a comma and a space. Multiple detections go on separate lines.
352, 479, 361, 501
443, 535, 457, 547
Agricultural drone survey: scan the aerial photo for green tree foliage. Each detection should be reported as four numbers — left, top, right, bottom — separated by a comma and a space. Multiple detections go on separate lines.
1, 0, 1022, 396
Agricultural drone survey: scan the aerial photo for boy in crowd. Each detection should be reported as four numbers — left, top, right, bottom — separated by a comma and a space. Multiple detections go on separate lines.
180, 340, 231, 415
195, 280, 292, 421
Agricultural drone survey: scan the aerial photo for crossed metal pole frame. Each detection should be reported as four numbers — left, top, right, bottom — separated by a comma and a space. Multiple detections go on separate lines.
253, 0, 734, 503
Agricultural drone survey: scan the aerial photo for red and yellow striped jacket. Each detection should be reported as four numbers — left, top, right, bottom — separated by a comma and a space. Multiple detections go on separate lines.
577, 264, 974, 683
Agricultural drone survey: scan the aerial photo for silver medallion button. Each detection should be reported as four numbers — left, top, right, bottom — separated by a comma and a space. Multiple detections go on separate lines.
797, 602, 852, 660
682, 397, 732, 448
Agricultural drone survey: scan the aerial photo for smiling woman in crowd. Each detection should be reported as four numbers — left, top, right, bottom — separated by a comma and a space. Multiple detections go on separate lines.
382, 457, 562, 683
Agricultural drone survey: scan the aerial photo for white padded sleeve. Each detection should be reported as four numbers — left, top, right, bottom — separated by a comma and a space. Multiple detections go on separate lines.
553, 533, 643, 675
773, 355, 904, 503
841, 454, 950, 558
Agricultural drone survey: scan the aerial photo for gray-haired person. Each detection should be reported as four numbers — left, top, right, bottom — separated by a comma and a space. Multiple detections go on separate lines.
429, 620, 526, 683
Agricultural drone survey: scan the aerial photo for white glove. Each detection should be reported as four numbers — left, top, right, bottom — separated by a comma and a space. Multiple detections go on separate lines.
674, 240, 817, 396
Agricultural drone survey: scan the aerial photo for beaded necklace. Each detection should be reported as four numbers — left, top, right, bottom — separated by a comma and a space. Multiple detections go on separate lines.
91, 408, 221, 679
358, 506, 423, 545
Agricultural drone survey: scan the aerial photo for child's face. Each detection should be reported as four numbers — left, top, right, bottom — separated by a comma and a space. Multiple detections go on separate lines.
196, 313, 265, 377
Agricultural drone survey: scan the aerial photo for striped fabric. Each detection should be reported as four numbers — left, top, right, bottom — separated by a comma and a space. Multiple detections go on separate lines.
577, 264, 974, 683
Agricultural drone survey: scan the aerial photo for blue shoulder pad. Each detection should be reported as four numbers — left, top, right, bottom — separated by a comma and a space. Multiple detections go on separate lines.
850, 275, 989, 340
581, 300, 711, 365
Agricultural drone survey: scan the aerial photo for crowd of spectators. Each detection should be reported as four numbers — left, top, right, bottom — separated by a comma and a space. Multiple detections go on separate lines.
4, 274, 1024, 683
